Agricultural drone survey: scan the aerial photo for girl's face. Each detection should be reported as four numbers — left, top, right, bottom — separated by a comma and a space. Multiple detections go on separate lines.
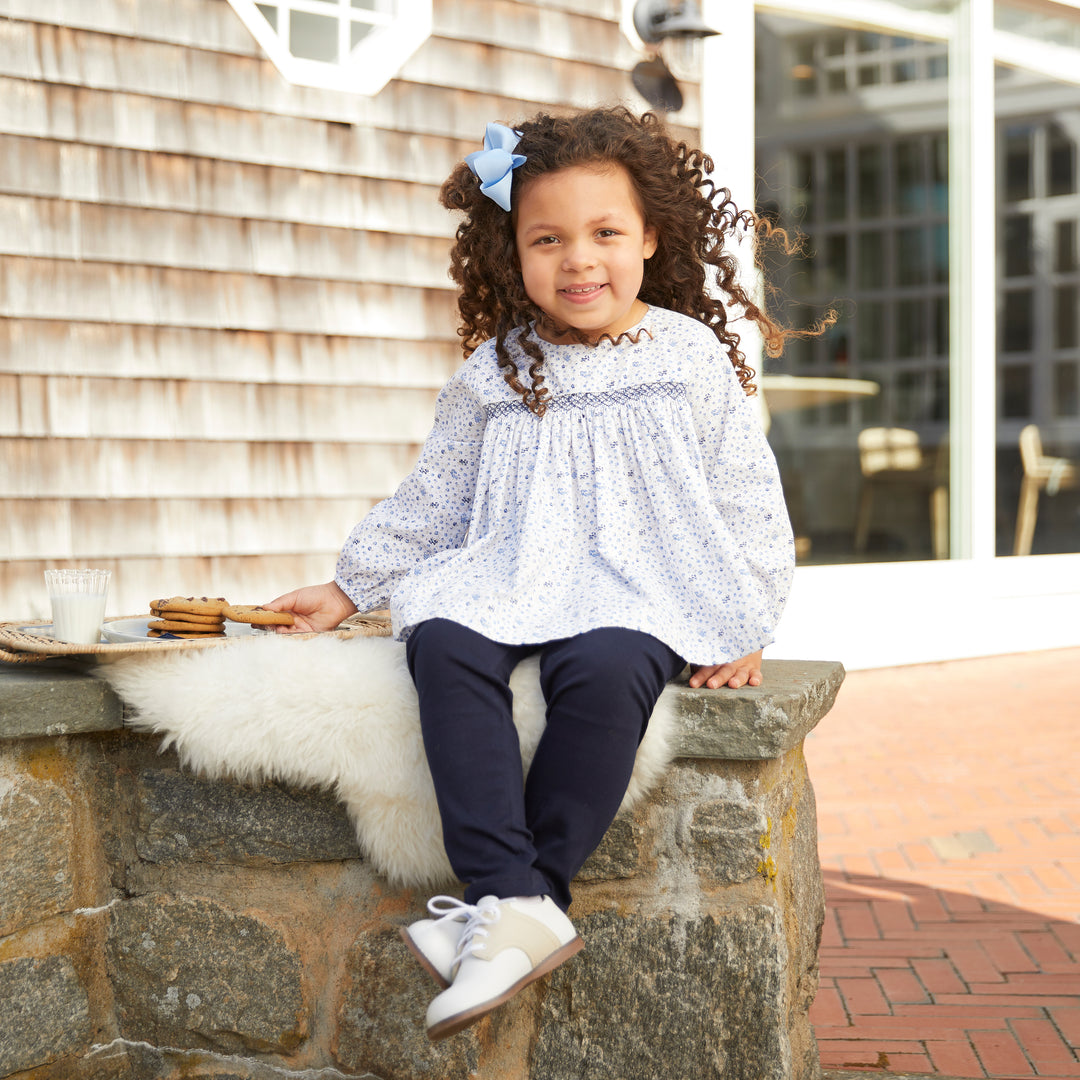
514, 163, 658, 343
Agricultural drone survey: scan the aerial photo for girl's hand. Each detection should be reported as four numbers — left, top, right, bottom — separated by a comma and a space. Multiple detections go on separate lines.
263, 580, 358, 634
689, 650, 764, 690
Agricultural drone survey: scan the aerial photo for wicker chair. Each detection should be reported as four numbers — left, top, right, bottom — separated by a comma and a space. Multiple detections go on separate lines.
1013, 424, 1077, 556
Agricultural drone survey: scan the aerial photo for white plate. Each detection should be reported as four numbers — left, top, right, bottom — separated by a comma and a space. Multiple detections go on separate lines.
101, 618, 262, 644
18, 623, 74, 641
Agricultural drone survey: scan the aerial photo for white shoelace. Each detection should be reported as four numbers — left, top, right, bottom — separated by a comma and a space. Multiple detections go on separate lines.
424, 895, 477, 926
422, 895, 505, 964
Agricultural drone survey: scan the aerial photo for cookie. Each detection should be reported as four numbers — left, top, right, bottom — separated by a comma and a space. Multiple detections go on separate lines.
148, 628, 227, 639
150, 596, 230, 617
223, 604, 295, 627
146, 609, 224, 625
148, 619, 227, 634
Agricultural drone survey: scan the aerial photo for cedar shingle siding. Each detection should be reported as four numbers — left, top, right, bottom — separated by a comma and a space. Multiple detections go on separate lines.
0, 0, 700, 618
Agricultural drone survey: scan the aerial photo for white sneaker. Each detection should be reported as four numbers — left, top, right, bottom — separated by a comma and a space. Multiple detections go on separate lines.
400, 895, 473, 988
425, 895, 583, 1041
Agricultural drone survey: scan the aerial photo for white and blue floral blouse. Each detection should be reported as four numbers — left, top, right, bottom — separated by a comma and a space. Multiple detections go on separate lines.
335, 306, 795, 665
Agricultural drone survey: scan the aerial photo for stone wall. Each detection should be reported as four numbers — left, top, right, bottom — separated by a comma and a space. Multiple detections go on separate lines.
0, 658, 843, 1080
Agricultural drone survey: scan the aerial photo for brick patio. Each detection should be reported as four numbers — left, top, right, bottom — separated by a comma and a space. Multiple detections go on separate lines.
807, 646, 1080, 1078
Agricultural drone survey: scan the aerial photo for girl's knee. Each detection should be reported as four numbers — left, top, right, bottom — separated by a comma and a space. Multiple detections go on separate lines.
540, 628, 678, 712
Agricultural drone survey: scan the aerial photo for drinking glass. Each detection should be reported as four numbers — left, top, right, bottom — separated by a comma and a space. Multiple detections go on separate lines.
44, 569, 111, 644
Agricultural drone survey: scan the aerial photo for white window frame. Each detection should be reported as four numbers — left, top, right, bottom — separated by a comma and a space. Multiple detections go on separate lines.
226, 0, 432, 95
703, 0, 1080, 668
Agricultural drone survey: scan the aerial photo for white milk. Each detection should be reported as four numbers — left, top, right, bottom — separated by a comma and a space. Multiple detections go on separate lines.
51, 592, 107, 644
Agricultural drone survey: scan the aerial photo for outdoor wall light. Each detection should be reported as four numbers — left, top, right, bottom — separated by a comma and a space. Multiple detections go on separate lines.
631, 0, 720, 44
629, 0, 718, 112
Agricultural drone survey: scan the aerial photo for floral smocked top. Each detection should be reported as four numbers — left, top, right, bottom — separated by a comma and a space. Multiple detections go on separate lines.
335, 306, 795, 666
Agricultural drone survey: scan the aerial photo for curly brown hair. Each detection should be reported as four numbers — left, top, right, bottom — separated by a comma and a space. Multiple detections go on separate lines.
440, 106, 812, 416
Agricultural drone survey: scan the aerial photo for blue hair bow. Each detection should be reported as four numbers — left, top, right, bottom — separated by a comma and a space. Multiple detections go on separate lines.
465, 122, 526, 212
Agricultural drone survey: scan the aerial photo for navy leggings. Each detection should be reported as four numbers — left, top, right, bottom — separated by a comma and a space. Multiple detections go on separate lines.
405, 619, 685, 912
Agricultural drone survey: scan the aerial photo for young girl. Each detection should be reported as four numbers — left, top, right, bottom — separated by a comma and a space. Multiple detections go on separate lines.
268, 107, 803, 1041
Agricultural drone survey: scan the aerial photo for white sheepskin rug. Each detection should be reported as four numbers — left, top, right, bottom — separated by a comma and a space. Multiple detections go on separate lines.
95, 635, 677, 889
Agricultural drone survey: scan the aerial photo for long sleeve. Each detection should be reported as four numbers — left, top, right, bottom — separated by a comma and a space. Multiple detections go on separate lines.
334, 371, 486, 613
686, 333, 796, 630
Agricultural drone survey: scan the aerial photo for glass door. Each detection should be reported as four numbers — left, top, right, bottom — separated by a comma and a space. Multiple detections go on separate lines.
753, 10, 953, 564
995, 2, 1080, 557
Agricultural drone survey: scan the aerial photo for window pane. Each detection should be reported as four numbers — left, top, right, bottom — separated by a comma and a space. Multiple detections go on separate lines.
1003, 214, 1033, 277
896, 226, 925, 285
1048, 122, 1076, 196
1004, 127, 1033, 202
824, 322, 850, 366
1055, 220, 1077, 271
930, 134, 948, 213
856, 299, 885, 360
792, 151, 814, 221
1002, 290, 1034, 352
823, 234, 848, 289
256, 3, 278, 30
932, 223, 948, 284
895, 371, 923, 422
857, 231, 886, 288
893, 58, 917, 83
930, 368, 949, 421
857, 146, 885, 218
825, 149, 848, 219
350, 20, 373, 47
895, 140, 925, 215
1054, 362, 1079, 416
1002, 364, 1031, 418
1055, 284, 1078, 349
793, 40, 816, 98
290, 10, 338, 61
897, 299, 926, 357
934, 295, 949, 357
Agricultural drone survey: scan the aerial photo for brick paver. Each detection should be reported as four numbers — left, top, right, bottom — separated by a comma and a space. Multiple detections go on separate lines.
808, 646, 1080, 1078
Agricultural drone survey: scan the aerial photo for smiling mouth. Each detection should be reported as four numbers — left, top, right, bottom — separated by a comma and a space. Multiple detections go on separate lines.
560, 284, 607, 298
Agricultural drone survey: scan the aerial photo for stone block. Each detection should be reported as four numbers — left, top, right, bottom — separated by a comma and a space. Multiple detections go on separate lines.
335, 925, 479, 1080
532, 906, 790, 1080
0, 956, 92, 1075
134, 768, 360, 865
669, 659, 844, 760
682, 798, 769, 886
0, 767, 75, 937
106, 894, 308, 1055
74, 1038, 381, 1079
787, 766, 826, 1015
576, 814, 646, 881
0, 664, 123, 738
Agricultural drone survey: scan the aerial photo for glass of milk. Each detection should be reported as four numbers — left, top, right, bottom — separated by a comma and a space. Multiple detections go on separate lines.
44, 569, 111, 644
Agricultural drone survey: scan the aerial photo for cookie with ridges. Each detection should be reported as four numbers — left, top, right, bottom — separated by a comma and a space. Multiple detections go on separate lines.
150, 596, 230, 617
223, 604, 295, 626
148, 628, 227, 639
146, 609, 224, 625
148, 619, 226, 634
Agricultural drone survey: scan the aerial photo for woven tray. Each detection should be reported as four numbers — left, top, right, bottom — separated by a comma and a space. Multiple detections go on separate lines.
0, 611, 393, 664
